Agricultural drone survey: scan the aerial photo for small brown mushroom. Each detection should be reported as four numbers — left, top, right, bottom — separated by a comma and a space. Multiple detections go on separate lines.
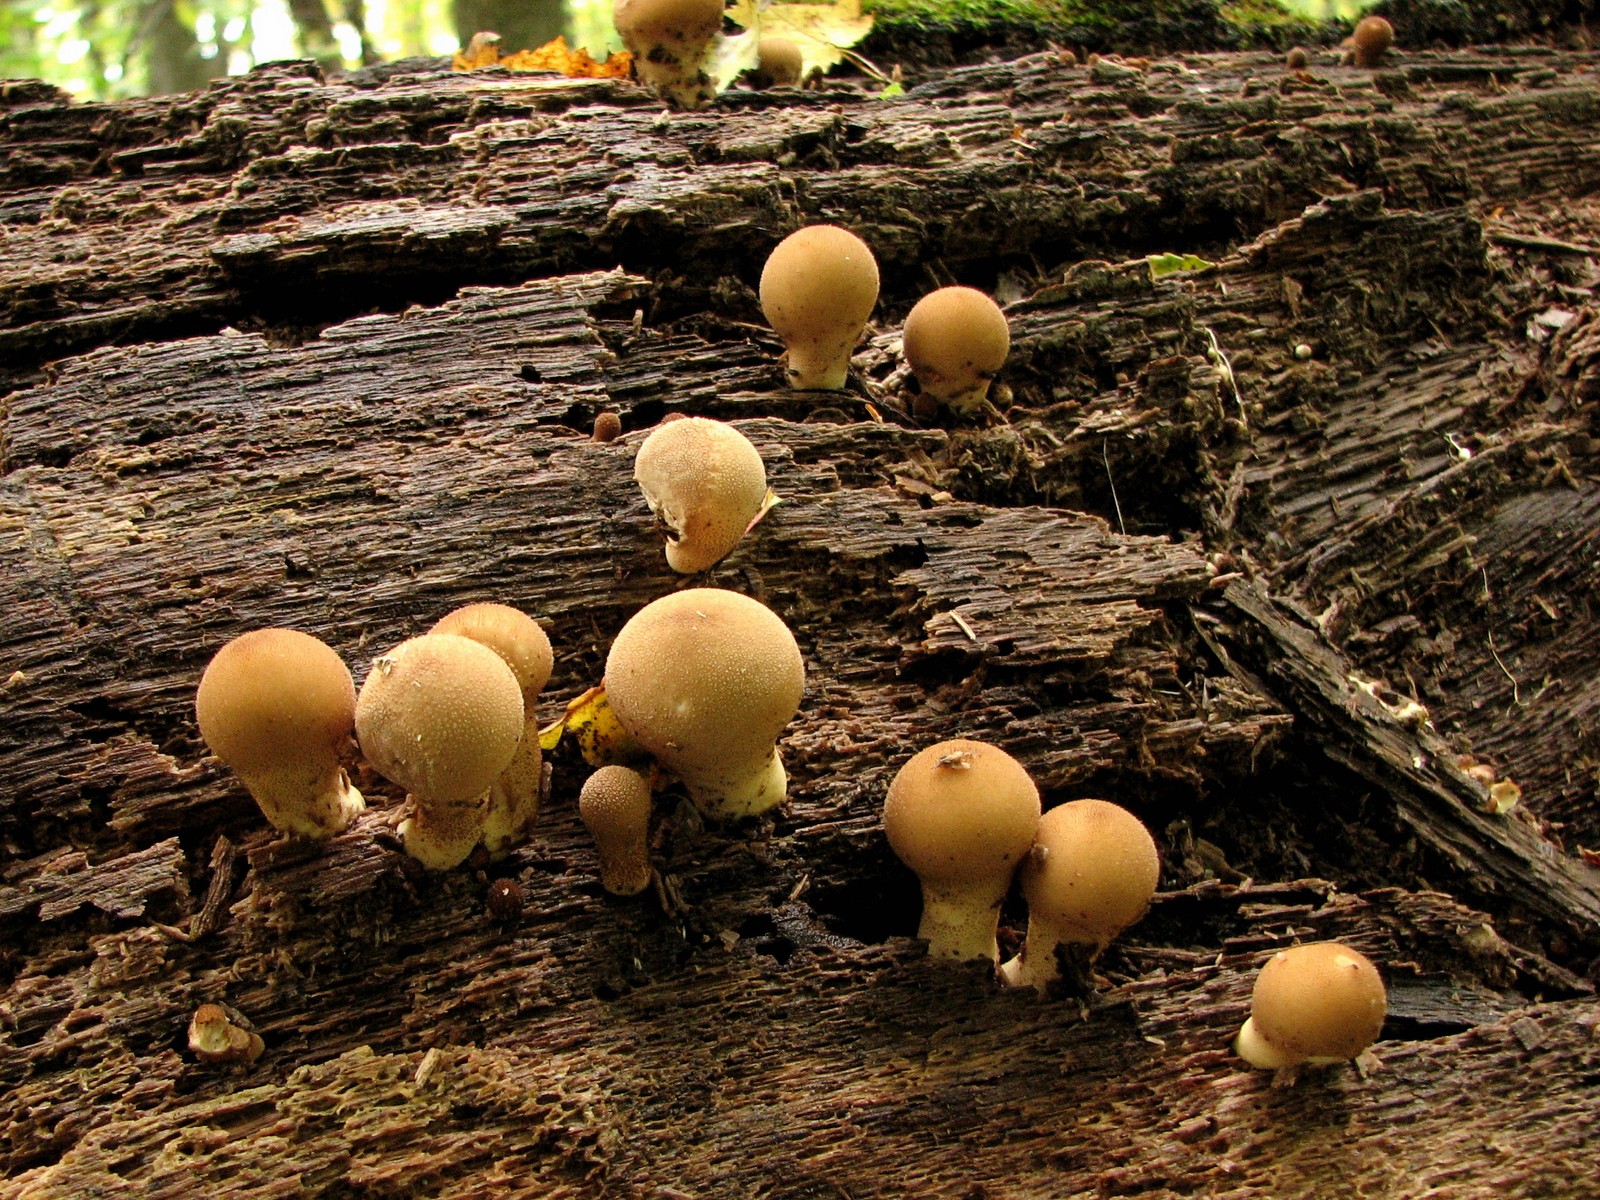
612, 0, 724, 109
1351, 16, 1393, 67
355, 632, 525, 870
1234, 941, 1388, 1070
634, 416, 769, 573
1286, 46, 1310, 70
593, 411, 624, 443
579, 765, 654, 895
605, 588, 804, 819
195, 628, 364, 840
759, 225, 880, 391
882, 739, 1042, 962
429, 602, 554, 856
901, 286, 1011, 416
998, 800, 1160, 991
753, 37, 804, 88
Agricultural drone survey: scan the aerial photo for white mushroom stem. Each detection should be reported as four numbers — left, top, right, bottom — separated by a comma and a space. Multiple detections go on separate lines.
917, 883, 1009, 962
238, 762, 363, 841
400, 792, 491, 871
996, 917, 1091, 990
679, 746, 787, 821
1233, 1017, 1295, 1070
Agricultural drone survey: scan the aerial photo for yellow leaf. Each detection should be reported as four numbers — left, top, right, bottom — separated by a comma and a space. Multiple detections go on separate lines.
454, 34, 633, 79
737, 0, 874, 81
539, 683, 649, 768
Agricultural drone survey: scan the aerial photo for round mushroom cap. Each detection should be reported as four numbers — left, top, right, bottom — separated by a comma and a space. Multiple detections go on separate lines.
634, 417, 769, 574
196, 628, 356, 777
1352, 15, 1393, 64
901, 287, 1010, 407
883, 739, 1041, 889
429, 602, 553, 703
604, 588, 804, 784
759, 225, 880, 384
1250, 941, 1388, 1062
1020, 799, 1159, 947
755, 37, 804, 87
355, 633, 525, 802
612, 0, 723, 46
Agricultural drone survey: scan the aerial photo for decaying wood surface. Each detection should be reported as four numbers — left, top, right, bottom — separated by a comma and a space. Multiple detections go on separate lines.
3, 39, 1600, 1199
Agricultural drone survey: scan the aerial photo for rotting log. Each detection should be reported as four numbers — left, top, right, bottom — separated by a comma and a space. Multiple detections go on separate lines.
4, 41, 1600, 1199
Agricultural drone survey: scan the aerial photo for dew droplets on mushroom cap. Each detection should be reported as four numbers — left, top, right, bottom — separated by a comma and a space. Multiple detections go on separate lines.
355, 632, 525, 803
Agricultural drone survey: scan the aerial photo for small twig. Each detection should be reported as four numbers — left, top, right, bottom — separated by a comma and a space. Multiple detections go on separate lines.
947, 611, 978, 642
1102, 441, 1126, 535
1489, 229, 1600, 258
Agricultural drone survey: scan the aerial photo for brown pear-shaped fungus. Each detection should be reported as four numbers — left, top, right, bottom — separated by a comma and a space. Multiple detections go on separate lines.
882, 739, 1042, 962
579, 765, 654, 895
998, 800, 1159, 991
613, 0, 724, 109
429, 602, 554, 856
605, 588, 804, 819
195, 628, 364, 840
635, 417, 769, 573
1234, 941, 1388, 1070
759, 225, 880, 390
1351, 15, 1393, 67
355, 633, 524, 869
902, 286, 1011, 416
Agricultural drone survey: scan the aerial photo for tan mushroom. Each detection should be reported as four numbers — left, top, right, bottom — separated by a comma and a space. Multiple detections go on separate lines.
604, 588, 804, 819
753, 37, 803, 87
998, 800, 1159, 991
195, 628, 364, 840
882, 739, 1042, 962
612, 0, 724, 109
429, 602, 554, 856
579, 765, 654, 895
901, 286, 1011, 416
1234, 941, 1388, 1070
355, 632, 525, 870
1351, 15, 1393, 67
635, 417, 769, 574
759, 225, 880, 390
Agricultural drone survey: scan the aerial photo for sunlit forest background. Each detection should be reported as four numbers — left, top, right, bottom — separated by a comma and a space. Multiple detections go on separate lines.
2, 0, 1358, 99
0, 0, 620, 96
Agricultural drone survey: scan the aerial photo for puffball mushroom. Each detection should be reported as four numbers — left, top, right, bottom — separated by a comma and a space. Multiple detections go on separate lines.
355, 632, 525, 870
753, 37, 803, 87
1234, 941, 1388, 1070
901, 286, 1011, 416
429, 602, 553, 856
882, 739, 1042, 962
1351, 15, 1393, 67
635, 417, 769, 574
605, 588, 804, 820
195, 628, 365, 840
579, 765, 654, 895
613, 0, 724, 110
759, 225, 880, 391
997, 800, 1159, 991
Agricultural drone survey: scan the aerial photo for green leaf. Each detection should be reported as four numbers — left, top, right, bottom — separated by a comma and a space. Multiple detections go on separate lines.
1147, 252, 1216, 278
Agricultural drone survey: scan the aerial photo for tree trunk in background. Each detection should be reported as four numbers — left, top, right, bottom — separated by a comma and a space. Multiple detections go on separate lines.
142, 0, 218, 95
286, 0, 343, 70
453, 0, 567, 53
2, 23, 1600, 1199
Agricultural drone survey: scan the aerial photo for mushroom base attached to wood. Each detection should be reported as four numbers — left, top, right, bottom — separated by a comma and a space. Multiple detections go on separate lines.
243, 763, 365, 840
400, 793, 490, 870
681, 747, 788, 821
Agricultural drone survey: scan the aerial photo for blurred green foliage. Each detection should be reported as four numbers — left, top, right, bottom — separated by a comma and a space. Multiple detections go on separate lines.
0, 0, 1366, 100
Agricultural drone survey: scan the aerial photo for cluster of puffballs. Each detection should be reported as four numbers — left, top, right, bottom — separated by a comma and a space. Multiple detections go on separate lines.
193, 220, 1384, 1076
